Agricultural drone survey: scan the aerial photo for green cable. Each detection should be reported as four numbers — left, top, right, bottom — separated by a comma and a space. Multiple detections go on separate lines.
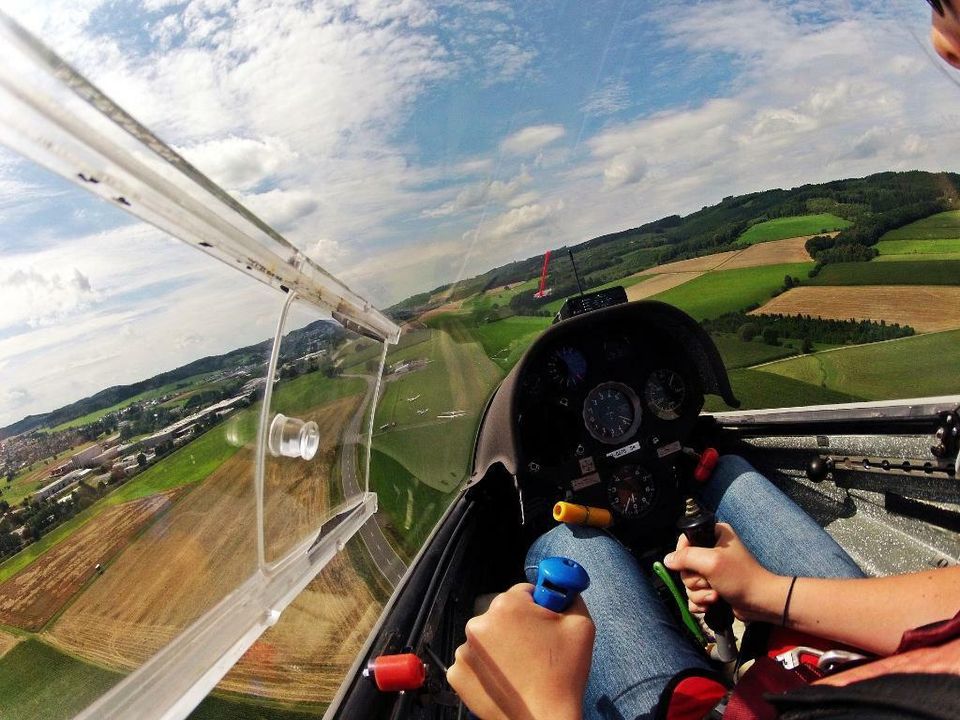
652, 561, 707, 646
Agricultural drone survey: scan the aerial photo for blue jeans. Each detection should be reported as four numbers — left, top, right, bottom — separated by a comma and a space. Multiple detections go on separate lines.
524, 455, 865, 720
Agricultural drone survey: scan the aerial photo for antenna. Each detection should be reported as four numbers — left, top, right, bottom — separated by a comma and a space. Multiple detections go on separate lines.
567, 248, 585, 296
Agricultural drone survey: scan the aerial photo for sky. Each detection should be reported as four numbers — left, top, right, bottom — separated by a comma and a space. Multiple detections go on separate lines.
1, 0, 958, 427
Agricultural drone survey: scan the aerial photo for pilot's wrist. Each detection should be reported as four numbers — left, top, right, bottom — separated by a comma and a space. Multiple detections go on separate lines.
744, 573, 794, 624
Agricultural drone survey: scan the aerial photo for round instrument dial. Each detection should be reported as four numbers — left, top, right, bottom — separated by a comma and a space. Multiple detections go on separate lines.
582, 382, 641, 444
606, 464, 657, 519
545, 346, 588, 389
644, 368, 686, 421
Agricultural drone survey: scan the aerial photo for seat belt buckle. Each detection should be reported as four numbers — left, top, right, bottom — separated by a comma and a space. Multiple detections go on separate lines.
775, 646, 868, 673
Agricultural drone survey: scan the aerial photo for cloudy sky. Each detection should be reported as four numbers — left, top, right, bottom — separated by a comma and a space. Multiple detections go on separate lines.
1, 0, 957, 427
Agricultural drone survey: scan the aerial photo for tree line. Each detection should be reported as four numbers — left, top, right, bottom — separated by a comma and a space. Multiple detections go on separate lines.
702, 310, 915, 347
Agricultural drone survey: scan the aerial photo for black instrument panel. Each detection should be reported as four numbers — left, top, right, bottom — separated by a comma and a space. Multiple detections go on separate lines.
513, 320, 705, 532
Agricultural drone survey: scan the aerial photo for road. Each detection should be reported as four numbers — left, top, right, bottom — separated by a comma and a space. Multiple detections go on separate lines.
340, 374, 407, 587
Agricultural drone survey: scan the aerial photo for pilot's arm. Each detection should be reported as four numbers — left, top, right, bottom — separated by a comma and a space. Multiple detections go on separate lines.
666, 524, 960, 656
447, 583, 594, 720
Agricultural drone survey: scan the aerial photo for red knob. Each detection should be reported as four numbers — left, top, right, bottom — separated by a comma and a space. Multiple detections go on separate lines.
365, 653, 426, 692
694, 448, 720, 483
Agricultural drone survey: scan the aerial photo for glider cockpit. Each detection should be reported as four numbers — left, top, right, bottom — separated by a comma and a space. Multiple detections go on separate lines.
474, 300, 738, 545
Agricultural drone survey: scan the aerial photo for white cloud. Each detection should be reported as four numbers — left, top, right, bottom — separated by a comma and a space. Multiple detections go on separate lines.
484, 41, 537, 85
242, 188, 319, 229
422, 168, 531, 217
582, 79, 631, 116
501, 125, 566, 155
486, 200, 564, 242
0, 267, 98, 328
603, 150, 648, 190
179, 136, 298, 191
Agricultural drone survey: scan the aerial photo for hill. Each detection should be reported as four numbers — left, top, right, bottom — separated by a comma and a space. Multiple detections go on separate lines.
389, 170, 960, 320
1, 320, 343, 440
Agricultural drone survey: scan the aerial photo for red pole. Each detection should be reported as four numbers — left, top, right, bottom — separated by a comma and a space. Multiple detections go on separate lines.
536, 250, 551, 297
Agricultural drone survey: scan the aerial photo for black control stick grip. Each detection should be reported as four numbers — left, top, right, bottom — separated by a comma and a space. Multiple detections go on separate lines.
676, 498, 738, 662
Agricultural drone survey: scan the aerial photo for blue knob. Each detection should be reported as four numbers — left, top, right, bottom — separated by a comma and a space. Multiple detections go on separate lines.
533, 557, 590, 613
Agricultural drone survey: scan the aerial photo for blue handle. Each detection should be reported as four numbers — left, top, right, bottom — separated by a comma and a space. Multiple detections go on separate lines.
533, 556, 590, 612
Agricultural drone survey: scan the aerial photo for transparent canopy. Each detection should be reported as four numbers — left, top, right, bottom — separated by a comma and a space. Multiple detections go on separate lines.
0, 1, 958, 718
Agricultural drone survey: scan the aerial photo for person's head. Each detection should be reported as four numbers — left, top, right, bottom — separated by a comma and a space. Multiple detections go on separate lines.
929, 0, 960, 67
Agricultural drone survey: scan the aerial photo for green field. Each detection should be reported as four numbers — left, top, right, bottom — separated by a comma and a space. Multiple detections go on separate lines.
651, 263, 814, 321
875, 239, 960, 256
462, 278, 539, 315
368, 448, 450, 562
703, 368, 862, 412
756, 330, 960, 400
270, 373, 365, 417
808, 260, 960, 285
880, 210, 960, 240
467, 315, 551, 370
737, 214, 851, 246
372, 323, 501, 494
0, 638, 323, 720
0, 639, 120, 720
709, 333, 827, 370
338, 328, 432, 372
873, 252, 960, 263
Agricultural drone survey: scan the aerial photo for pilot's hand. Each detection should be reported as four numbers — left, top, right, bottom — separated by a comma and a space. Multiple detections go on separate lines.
447, 583, 593, 720
664, 523, 789, 623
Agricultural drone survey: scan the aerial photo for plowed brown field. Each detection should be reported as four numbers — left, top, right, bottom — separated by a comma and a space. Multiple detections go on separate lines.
46, 395, 366, 705
750, 286, 960, 332
626, 272, 702, 301
217, 552, 383, 702
0, 491, 181, 631
0, 628, 19, 658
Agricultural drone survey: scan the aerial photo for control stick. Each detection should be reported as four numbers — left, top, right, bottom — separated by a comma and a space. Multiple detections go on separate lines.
676, 498, 738, 662
365, 557, 590, 700
533, 556, 590, 612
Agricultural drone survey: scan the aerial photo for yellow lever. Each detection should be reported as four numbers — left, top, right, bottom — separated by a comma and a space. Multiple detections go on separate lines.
553, 501, 613, 528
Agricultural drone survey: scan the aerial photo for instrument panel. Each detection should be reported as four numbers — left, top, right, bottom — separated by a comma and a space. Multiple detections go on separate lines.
513, 322, 705, 533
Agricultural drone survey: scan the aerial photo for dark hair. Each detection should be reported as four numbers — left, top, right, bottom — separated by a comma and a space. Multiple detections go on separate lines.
928, 0, 955, 16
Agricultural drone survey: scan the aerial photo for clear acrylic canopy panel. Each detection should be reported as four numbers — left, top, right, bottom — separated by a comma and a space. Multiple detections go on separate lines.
0, 171, 283, 717
262, 297, 381, 565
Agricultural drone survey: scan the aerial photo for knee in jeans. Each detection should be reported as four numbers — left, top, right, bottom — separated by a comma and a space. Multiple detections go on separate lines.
525, 525, 627, 581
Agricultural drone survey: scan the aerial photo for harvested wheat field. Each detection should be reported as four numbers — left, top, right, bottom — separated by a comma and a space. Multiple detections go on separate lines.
0, 491, 182, 631
639, 250, 739, 275
217, 551, 383, 702
0, 628, 19, 658
46, 396, 364, 699
45, 449, 259, 669
722, 236, 814, 269
639, 236, 819, 277
626, 272, 702, 301
750, 286, 960, 333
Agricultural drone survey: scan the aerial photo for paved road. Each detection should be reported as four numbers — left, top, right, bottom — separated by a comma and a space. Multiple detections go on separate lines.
340, 374, 407, 587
